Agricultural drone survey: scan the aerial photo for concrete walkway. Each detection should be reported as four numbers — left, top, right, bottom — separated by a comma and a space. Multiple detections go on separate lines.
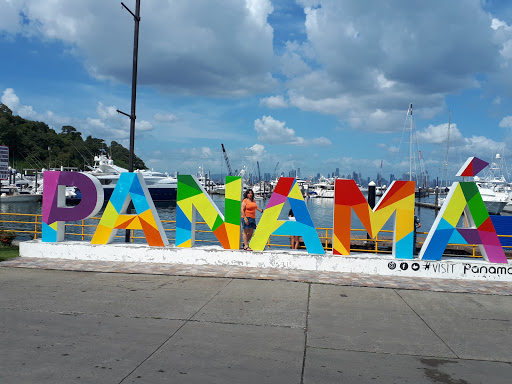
1, 261, 511, 383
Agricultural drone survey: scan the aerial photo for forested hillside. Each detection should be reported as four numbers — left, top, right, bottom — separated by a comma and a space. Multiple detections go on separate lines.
0, 103, 146, 171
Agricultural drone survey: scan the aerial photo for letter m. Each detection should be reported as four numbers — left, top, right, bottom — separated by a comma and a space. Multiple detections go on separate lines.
333, 180, 415, 259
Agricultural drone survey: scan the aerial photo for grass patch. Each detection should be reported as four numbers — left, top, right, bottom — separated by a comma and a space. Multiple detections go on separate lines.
0, 246, 19, 262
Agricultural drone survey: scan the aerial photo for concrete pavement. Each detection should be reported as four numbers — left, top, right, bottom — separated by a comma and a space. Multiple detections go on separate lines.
0, 265, 511, 383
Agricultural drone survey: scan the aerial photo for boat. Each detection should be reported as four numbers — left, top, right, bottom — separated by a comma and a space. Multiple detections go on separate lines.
310, 179, 335, 198
76, 155, 178, 203
473, 154, 512, 215
439, 181, 509, 216
474, 182, 509, 215
0, 185, 42, 203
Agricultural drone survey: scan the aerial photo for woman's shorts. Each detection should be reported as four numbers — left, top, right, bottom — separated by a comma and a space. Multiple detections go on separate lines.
242, 217, 256, 229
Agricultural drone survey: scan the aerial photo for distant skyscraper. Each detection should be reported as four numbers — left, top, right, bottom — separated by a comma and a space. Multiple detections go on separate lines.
335, 167, 340, 177
297, 168, 301, 178
352, 171, 358, 184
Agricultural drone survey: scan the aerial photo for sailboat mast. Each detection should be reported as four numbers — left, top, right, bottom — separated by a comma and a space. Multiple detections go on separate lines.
444, 111, 451, 188
409, 103, 413, 182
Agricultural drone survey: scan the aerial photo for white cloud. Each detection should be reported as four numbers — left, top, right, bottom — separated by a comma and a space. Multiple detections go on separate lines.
1, 88, 20, 111
260, 95, 288, 108
254, 115, 331, 146
461, 136, 502, 157
255, 115, 296, 143
278, 1, 502, 131
416, 123, 464, 145
96, 102, 118, 120
137, 120, 153, 132
1, 88, 71, 127
154, 113, 177, 122
0, 0, 276, 97
248, 143, 265, 157
499, 116, 512, 128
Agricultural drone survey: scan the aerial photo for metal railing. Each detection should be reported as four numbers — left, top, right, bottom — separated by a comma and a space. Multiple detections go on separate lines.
2, 212, 511, 259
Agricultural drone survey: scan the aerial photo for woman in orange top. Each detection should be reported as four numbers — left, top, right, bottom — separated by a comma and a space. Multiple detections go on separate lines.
241, 189, 264, 251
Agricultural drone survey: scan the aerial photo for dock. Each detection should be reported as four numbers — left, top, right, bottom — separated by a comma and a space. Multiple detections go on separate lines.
415, 201, 440, 209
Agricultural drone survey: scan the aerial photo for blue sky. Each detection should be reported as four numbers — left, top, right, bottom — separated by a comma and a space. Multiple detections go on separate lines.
2, 0, 512, 183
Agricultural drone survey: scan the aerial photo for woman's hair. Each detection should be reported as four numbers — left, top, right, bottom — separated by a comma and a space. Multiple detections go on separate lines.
288, 209, 294, 217
244, 189, 255, 201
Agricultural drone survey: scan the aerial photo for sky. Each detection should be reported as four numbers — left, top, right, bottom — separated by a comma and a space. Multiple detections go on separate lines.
2, 0, 512, 184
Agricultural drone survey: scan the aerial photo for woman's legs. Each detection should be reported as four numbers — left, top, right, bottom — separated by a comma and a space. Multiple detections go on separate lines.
243, 228, 254, 250
290, 236, 299, 249
247, 228, 254, 243
242, 229, 249, 249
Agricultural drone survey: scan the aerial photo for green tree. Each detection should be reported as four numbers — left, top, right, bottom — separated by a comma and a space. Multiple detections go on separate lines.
110, 141, 146, 170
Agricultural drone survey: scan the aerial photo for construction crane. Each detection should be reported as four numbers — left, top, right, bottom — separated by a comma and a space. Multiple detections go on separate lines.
221, 144, 233, 176
378, 160, 383, 187
273, 162, 279, 179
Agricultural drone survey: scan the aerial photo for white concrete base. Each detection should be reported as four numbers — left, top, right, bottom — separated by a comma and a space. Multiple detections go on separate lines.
19, 240, 512, 282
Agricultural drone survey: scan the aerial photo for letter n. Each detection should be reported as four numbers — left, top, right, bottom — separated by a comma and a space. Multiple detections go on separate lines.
333, 180, 415, 258
42, 171, 103, 242
176, 175, 241, 249
91, 173, 168, 246
250, 177, 324, 253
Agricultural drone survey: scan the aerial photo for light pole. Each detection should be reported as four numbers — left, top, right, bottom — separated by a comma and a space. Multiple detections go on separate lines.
117, 0, 141, 242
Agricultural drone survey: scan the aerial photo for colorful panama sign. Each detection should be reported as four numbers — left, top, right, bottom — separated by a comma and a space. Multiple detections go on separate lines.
41, 157, 509, 264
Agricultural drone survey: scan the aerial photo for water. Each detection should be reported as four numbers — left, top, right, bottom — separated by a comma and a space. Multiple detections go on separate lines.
1, 194, 443, 245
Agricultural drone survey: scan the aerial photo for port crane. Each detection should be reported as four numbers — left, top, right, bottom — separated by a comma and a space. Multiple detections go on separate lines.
273, 162, 279, 179
221, 144, 233, 176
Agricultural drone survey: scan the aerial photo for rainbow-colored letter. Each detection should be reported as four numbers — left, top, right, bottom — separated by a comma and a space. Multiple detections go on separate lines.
333, 180, 415, 258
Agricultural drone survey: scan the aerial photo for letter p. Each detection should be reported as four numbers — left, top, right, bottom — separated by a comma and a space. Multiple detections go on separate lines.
42, 171, 104, 242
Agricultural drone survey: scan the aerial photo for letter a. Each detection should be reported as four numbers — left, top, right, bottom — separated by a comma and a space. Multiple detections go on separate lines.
420, 182, 508, 263
91, 173, 168, 246
250, 177, 324, 253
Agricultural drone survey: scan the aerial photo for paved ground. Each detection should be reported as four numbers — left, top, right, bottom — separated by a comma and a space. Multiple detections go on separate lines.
2, 256, 512, 295
1, 259, 511, 383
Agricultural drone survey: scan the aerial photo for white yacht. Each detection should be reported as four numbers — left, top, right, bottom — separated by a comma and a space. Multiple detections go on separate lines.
78, 155, 177, 202
310, 179, 335, 198
0, 185, 42, 203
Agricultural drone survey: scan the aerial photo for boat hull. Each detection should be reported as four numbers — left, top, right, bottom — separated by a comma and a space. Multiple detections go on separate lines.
0, 194, 42, 203
67, 186, 177, 204
484, 201, 507, 215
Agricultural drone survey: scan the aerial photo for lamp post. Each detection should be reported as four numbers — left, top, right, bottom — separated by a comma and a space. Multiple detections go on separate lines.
117, 0, 141, 243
